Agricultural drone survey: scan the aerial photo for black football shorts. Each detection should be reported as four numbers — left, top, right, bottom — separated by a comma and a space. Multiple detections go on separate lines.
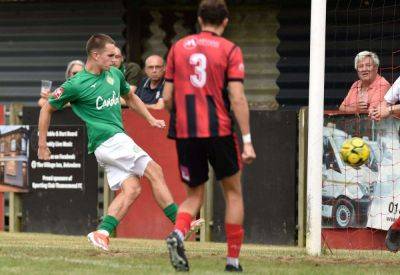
175, 135, 242, 187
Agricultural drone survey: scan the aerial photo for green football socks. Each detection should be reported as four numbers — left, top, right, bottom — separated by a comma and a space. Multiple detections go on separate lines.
98, 215, 119, 235
163, 203, 178, 224
98, 204, 177, 235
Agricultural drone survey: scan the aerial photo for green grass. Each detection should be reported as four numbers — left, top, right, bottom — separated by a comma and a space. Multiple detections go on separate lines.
0, 232, 400, 274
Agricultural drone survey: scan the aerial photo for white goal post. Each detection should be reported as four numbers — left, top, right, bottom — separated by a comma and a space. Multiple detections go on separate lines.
306, 0, 327, 256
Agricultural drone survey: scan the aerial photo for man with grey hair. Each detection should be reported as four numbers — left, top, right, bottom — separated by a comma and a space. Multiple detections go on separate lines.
65, 60, 85, 80
37, 60, 84, 107
339, 51, 390, 112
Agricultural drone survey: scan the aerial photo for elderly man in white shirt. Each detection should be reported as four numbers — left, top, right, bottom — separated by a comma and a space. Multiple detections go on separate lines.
369, 76, 400, 252
369, 77, 400, 120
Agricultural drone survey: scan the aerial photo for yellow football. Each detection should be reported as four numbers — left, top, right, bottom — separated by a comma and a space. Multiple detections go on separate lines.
340, 137, 370, 167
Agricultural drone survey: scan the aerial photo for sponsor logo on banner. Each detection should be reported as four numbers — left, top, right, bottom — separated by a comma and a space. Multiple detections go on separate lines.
52, 87, 64, 99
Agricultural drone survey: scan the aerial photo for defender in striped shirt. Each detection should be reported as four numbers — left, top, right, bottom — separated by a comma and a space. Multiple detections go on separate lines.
164, 0, 256, 272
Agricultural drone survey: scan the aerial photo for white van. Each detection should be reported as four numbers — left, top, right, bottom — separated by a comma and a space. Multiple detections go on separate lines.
322, 126, 378, 228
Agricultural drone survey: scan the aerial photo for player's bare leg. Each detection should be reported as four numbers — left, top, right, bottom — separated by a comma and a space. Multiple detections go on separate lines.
144, 160, 204, 227
142, 160, 179, 223
107, 176, 142, 220
221, 172, 244, 224
220, 171, 244, 272
88, 176, 141, 251
143, 160, 174, 208
178, 184, 205, 217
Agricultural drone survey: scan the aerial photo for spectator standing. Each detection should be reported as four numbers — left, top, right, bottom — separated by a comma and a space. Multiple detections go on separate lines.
339, 51, 390, 112
114, 46, 142, 87
369, 74, 400, 120
370, 74, 400, 251
113, 46, 125, 73
65, 60, 85, 80
37, 60, 84, 107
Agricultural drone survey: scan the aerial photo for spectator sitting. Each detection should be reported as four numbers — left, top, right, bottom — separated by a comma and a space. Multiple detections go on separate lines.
339, 51, 390, 113
136, 55, 165, 110
37, 60, 84, 107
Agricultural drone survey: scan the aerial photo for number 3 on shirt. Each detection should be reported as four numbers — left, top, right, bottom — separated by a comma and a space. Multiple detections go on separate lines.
190, 53, 207, 88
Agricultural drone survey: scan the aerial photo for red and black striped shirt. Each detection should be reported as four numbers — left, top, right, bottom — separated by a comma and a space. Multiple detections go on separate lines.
165, 31, 245, 139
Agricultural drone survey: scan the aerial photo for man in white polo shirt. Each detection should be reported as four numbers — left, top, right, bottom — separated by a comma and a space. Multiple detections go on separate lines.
369, 77, 400, 252
370, 77, 400, 120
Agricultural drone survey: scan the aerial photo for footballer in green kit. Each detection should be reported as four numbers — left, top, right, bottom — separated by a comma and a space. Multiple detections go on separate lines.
50, 65, 131, 154
37, 34, 180, 251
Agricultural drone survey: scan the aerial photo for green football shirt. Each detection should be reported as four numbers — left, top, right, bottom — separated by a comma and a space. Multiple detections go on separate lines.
48, 66, 131, 153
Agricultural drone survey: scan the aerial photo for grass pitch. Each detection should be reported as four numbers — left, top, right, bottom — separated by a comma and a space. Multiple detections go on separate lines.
1, 233, 400, 274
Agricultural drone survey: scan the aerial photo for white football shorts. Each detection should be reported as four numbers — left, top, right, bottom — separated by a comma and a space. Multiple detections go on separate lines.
94, 133, 152, 190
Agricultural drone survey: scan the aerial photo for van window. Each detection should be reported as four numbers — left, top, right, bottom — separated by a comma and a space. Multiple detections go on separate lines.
323, 137, 340, 172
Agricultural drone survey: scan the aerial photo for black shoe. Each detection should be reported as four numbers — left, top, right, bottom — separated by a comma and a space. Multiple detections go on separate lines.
386, 227, 400, 253
225, 264, 243, 272
166, 231, 189, 271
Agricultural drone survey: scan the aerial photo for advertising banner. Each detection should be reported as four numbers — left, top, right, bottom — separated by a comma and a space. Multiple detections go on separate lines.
322, 114, 400, 230
22, 107, 98, 235
29, 125, 85, 191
